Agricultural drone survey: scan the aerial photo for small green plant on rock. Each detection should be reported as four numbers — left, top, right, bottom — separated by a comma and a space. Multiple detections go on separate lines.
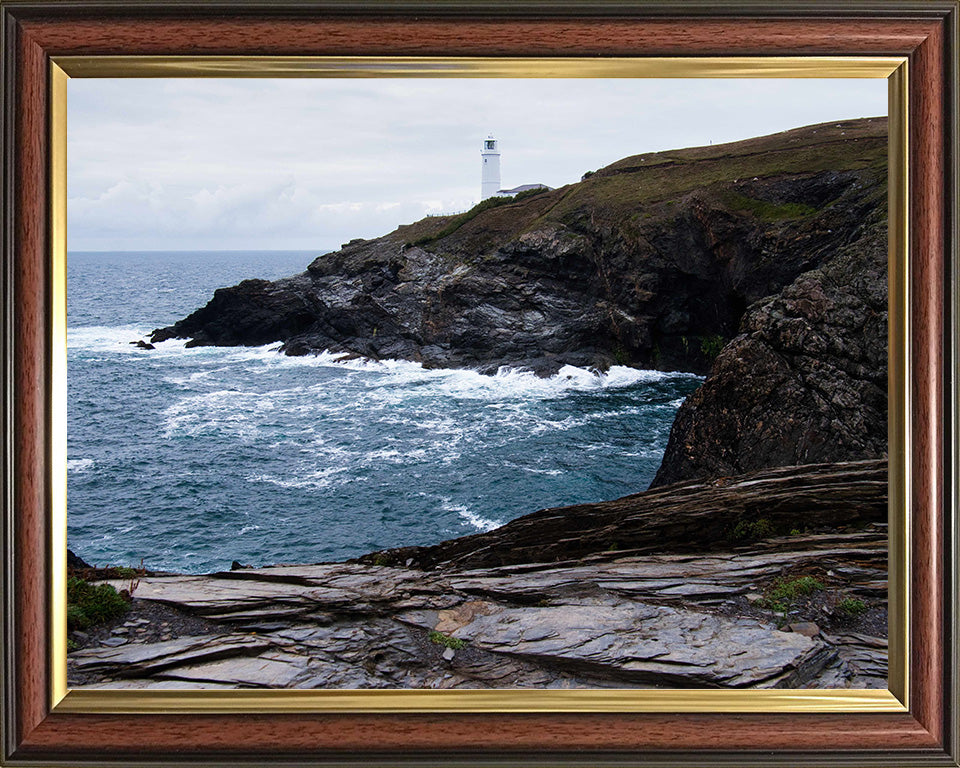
429, 631, 466, 650
732, 517, 776, 541
759, 575, 824, 613
66, 576, 129, 631
651, 343, 662, 367
699, 334, 726, 362
836, 597, 867, 617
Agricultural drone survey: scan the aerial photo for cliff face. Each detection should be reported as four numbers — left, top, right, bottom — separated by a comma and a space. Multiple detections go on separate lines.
151, 117, 887, 482
650, 193, 888, 486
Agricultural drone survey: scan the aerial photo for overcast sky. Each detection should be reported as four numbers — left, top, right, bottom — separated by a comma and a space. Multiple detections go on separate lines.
67, 78, 887, 252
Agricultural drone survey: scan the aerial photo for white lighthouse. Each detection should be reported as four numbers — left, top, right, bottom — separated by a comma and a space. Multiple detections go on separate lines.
480, 134, 501, 200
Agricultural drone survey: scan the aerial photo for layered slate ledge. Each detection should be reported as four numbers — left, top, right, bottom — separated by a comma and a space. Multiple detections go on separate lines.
70, 460, 887, 690
357, 458, 886, 569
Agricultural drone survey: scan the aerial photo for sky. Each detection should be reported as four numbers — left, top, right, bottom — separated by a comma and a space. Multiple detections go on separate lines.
67, 78, 888, 252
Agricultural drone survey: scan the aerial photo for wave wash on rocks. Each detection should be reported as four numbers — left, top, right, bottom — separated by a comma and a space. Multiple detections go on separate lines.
151, 117, 888, 486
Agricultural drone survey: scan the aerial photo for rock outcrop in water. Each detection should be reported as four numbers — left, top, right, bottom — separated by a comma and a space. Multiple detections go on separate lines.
148, 119, 884, 381
69, 460, 887, 690
150, 117, 888, 484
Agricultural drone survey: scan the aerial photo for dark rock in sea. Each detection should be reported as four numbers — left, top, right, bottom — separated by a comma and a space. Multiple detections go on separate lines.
130, 340, 156, 350
151, 118, 887, 384
67, 549, 93, 571
150, 278, 320, 349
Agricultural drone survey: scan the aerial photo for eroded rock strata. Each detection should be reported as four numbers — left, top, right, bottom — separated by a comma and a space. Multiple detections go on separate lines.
357, 459, 886, 570
70, 461, 887, 690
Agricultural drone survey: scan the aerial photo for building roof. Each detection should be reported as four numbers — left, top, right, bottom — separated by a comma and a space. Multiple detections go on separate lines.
496, 183, 552, 195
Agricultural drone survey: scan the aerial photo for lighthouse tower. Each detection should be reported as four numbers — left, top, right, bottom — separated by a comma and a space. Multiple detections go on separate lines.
480, 134, 501, 200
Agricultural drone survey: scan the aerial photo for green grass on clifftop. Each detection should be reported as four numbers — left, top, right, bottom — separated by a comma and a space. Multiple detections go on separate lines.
547, 118, 886, 226
405, 187, 550, 248
717, 190, 817, 221
395, 117, 886, 259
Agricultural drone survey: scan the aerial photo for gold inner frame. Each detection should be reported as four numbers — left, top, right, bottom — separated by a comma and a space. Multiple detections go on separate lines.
49, 55, 909, 714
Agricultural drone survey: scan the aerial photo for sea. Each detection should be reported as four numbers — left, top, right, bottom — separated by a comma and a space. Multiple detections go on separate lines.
67, 250, 703, 574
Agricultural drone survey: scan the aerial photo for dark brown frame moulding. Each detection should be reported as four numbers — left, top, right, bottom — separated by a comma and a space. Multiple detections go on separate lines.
1, 1, 957, 766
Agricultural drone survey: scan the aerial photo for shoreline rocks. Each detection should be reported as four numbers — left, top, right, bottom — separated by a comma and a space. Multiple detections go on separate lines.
69, 460, 888, 690
82, 120, 893, 690
357, 459, 886, 570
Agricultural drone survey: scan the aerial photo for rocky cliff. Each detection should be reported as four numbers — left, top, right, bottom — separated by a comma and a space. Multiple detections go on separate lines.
650, 173, 887, 486
150, 117, 887, 489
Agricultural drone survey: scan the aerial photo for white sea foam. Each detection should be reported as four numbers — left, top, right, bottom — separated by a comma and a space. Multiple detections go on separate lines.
246, 466, 349, 490
95, 330, 701, 403
619, 448, 665, 459
161, 388, 290, 439
441, 499, 502, 532
67, 458, 94, 473
68, 325, 153, 353
428, 364, 694, 401
164, 368, 226, 386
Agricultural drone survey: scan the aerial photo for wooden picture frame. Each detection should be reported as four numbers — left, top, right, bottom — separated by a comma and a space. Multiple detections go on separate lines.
1, 1, 957, 765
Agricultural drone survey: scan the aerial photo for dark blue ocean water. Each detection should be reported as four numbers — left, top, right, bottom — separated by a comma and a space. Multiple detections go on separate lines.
67, 251, 702, 574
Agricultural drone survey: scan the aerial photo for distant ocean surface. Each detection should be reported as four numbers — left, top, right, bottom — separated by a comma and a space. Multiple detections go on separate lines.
67, 250, 703, 574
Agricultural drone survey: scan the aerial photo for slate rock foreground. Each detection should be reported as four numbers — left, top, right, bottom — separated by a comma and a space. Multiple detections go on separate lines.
70, 460, 887, 690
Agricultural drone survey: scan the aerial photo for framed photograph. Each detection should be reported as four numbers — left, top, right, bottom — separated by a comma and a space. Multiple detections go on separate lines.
1, 2, 957, 766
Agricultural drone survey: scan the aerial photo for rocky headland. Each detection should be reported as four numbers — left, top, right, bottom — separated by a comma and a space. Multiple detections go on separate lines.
151, 116, 887, 482
69, 118, 890, 689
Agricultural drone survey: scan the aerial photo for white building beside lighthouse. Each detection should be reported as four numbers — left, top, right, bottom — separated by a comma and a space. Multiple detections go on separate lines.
480, 134, 501, 200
